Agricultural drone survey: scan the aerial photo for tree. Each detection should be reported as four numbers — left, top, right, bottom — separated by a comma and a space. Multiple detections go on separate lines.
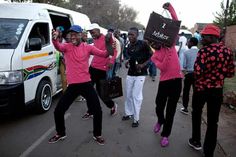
214, 0, 236, 29
9, 0, 144, 31
58, 0, 143, 30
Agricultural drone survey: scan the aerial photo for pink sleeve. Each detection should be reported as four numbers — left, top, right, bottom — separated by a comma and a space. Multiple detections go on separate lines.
89, 45, 108, 57
151, 48, 171, 71
168, 3, 178, 20
52, 40, 66, 53
167, 3, 179, 46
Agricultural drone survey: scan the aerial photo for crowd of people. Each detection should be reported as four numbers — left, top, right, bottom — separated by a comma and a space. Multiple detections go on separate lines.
47, 2, 235, 157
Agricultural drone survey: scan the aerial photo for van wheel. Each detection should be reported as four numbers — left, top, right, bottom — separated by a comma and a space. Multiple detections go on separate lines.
35, 80, 52, 113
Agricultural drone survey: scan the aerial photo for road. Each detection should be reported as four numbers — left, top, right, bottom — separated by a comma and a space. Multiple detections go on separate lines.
0, 68, 226, 157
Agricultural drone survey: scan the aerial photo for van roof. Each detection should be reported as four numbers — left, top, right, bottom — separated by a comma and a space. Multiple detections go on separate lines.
0, 3, 91, 29
179, 29, 192, 35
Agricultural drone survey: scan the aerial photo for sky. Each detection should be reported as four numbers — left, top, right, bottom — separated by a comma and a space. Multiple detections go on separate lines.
120, 0, 224, 29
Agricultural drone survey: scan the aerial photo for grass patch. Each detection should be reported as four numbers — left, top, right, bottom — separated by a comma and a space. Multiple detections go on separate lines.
224, 75, 236, 93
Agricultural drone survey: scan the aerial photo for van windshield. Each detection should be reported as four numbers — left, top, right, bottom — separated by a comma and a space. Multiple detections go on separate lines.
0, 18, 28, 49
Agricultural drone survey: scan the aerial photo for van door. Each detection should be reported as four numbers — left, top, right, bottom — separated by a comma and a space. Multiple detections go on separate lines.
22, 22, 56, 112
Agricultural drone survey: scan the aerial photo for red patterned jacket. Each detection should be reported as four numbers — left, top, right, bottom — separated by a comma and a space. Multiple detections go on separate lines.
194, 43, 235, 91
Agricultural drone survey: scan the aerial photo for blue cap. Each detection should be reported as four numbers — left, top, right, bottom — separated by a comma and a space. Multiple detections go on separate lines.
69, 25, 82, 33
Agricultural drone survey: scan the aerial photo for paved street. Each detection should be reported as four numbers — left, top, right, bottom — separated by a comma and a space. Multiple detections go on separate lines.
0, 67, 229, 157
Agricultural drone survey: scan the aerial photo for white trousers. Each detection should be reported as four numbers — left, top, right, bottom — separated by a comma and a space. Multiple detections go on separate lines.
124, 75, 146, 121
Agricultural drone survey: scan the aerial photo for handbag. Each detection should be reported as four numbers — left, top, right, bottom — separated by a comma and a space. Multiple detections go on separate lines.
99, 76, 123, 101
144, 11, 181, 47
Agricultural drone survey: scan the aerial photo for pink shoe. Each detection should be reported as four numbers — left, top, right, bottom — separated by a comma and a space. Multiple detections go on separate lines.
153, 122, 162, 133
160, 137, 169, 147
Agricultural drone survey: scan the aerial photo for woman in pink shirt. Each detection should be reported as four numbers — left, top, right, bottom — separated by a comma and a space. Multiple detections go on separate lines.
48, 25, 108, 145
150, 3, 183, 147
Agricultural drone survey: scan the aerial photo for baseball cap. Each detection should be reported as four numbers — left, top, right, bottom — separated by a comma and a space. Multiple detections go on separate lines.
87, 23, 100, 31
201, 24, 220, 37
69, 25, 82, 33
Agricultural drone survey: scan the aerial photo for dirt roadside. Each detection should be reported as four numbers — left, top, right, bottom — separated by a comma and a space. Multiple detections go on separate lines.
202, 104, 236, 157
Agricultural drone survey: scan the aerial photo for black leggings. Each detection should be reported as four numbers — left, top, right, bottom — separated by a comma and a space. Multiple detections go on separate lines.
155, 78, 182, 137
54, 81, 102, 137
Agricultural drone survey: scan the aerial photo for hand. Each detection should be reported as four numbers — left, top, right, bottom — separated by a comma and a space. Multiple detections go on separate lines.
162, 2, 170, 10
52, 29, 59, 40
136, 63, 143, 72
107, 63, 113, 70
148, 41, 162, 50
182, 70, 187, 75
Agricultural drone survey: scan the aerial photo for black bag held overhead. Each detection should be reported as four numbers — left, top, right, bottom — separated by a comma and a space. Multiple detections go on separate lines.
99, 76, 123, 101
144, 11, 181, 47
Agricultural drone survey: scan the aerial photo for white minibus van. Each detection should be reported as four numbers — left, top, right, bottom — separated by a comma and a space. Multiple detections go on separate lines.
0, 3, 91, 113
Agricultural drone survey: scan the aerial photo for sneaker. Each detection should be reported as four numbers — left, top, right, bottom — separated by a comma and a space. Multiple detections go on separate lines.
188, 138, 202, 150
122, 115, 132, 121
82, 112, 93, 120
160, 137, 169, 147
153, 122, 162, 133
79, 97, 86, 101
111, 103, 118, 116
180, 107, 189, 115
48, 134, 66, 144
132, 121, 139, 127
93, 136, 105, 145
76, 96, 86, 102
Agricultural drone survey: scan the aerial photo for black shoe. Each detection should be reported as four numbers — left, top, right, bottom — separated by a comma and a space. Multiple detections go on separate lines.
48, 134, 67, 144
132, 121, 139, 127
122, 115, 132, 121
180, 108, 189, 115
188, 138, 202, 150
81, 112, 93, 120
93, 136, 105, 145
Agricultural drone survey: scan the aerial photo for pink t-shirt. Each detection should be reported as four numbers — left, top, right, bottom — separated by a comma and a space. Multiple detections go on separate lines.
151, 46, 183, 81
53, 40, 108, 84
90, 34, 117, 71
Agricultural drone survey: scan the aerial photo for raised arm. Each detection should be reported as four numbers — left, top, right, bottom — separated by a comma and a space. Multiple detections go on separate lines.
163, 2, 178, 20
52, 29, 66, 52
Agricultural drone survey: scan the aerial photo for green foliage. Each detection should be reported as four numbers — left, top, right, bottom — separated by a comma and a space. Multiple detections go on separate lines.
214, 0, 236, 28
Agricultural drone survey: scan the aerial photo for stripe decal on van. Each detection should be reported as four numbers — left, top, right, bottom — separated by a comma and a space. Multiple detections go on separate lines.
23, 62, 56, 81
22, 52, 50, 61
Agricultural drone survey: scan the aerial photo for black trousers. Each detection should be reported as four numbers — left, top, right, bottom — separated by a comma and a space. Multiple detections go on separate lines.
88, 67, 115, 114
54, 82, 102, 137
155, 78, 182, 137
182, 73, 194, 109
191, 88, 223, 157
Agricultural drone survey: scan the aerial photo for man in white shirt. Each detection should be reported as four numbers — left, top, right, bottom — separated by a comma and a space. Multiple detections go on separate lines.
178, 32, 188, 70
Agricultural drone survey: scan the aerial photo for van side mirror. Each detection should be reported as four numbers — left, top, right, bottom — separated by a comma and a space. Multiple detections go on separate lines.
25, 38, 42, 52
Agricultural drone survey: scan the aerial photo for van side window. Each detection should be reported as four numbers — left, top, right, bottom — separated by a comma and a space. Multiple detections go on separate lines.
25, 23, 49, 52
